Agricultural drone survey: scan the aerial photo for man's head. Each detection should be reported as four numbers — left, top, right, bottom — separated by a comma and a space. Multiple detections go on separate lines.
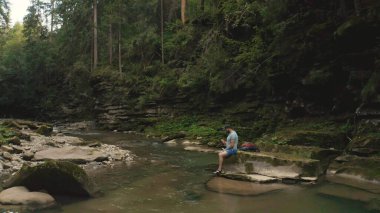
224, 125, 233, 133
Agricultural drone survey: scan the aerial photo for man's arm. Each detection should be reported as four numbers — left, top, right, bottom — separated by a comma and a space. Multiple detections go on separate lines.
228, 139, 235, 150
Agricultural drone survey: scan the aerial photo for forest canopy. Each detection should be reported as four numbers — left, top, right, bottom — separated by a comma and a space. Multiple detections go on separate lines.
0, 0, 379, 118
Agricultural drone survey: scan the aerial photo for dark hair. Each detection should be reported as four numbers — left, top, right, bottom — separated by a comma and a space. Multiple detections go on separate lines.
224, 125, 232, 129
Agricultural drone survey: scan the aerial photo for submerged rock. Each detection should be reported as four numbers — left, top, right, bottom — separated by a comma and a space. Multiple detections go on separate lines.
206, 177, 289, 196
0, 186, 55, 210
4, 161, 95, 197
318, 184, 380, 211
327, 155, 380, 193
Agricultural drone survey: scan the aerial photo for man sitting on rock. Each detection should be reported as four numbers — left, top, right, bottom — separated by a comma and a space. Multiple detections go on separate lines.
214, 125, 238, 175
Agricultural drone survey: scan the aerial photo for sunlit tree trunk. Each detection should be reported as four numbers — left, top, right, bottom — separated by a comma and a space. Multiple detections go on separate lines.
181, 0, 186, 24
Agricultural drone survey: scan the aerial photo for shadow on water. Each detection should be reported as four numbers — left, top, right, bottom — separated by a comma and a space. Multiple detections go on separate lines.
37, 131, 375, 213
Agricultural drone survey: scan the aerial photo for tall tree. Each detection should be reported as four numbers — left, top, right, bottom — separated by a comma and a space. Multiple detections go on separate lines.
200, 0, 205, 12
160, 0, 164, 64
50, 0, 55, 32
93, 0, 98, 70
181, 0, 186, 24
0, 0, 9, 31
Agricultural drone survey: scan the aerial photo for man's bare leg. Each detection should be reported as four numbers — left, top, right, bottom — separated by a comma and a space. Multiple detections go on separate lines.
218, 151, 227, 171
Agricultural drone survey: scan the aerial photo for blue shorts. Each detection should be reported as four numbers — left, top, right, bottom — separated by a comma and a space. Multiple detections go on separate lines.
226, 149, 238, 158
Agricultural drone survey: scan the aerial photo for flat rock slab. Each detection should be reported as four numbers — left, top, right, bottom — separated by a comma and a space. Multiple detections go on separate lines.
206, 177, 289, 196
326, 173, 380, 194
0, 186, 55, 210
51, 136, 85, 145
34, 146, 108, 164
221, 173, 278, 183
184, 146, 219, 154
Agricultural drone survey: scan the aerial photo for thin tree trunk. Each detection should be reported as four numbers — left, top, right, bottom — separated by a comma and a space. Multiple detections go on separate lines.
181, 0, 186, 24
354, 0, 361, 16
118, 23, 122, 73
50, 0, 54, 32
160, 0, 165, 64
109, 23, 113, 65
200, 0, 205, 11
93, 0, 98, 70
339, 0, 347, 17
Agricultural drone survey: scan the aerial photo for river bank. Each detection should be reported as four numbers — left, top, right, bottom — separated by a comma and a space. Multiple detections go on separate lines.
0, 119, 133, 183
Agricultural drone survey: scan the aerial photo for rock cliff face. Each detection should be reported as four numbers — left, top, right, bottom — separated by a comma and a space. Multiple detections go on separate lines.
91, 77, 194, 131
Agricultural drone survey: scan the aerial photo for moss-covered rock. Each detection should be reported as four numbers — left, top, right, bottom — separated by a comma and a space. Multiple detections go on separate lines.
348, 134, 380, 156
36, 125, 53, 136
257, 128, 347, 150
327, 155, 380, 193
4, 161, 95, 197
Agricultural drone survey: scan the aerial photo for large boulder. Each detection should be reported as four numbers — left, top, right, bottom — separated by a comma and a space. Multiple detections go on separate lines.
327, 155, 380, 193
4, 161, 95, 197
0, 186, 55, 210
33, 146, 109, 164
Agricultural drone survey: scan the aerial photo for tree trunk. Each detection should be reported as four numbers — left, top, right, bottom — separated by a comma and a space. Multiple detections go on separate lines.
181, 0, 186, 24
354, 0, 361, 16
167, 0, 178, 22
109, 23, 113, 65
338, 0, 347, 17
118, 23, 122, 73
200, 0, 205, 12
93, 0, 98, 70
50, 0, 54, 32
160, 0, 165, 64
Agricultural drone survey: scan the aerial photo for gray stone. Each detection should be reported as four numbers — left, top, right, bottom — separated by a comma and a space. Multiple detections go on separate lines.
4, 161, 95, 197
88, 142, 101, 148
0, 186, 55, 210
2, 152, 12, 161
22, 151, 35, 161
1, 145, 14, 153
33, 146, 109, 164
3, 162, 12, 169
10, 145, 24, 154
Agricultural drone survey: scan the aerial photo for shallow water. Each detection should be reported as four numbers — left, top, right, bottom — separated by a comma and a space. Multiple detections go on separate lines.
39, 132, 374, 213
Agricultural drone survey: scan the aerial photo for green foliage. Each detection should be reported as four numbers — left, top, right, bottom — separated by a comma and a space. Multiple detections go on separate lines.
0, 0, 380, 118
0, 123, 15, 144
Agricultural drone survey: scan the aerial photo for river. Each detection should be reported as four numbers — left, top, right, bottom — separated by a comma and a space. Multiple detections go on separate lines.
41, 131, 373, 213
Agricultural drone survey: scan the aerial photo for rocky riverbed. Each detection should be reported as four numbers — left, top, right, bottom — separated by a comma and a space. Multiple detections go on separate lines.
0, 119, 136, 211
0, 119, 133, 183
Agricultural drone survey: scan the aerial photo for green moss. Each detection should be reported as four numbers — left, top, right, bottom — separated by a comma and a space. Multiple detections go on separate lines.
36, 125, 53, 136
144, 115, 222, 144
0, 123, 17, 145
335, 17, 363, 37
